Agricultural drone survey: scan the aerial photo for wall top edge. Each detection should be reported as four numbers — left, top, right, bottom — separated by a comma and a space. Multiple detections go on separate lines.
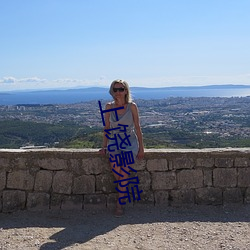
0, 147, 250, 154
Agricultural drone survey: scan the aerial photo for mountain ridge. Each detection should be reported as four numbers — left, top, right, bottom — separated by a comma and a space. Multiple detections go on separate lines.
1, 84, 250, 94
1, 84, 250, 105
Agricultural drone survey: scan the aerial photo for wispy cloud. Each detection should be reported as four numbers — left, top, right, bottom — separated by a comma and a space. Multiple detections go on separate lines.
0, 77, 17, 84
18, 77, 47, 83
1, 74, 249, 91
0, 76, 109, 91
0, 76, 46, 84
53, 78, 85, 83
52, 76, 108, 87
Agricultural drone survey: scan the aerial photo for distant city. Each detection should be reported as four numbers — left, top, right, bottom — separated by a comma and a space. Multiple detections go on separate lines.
0, 95, 249, 149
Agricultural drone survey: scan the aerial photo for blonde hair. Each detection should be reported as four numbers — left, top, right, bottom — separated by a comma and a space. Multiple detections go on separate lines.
109, 79, 132, 103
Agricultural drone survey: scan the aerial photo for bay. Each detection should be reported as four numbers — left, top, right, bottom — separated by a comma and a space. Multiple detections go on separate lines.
1, 86, 250, 105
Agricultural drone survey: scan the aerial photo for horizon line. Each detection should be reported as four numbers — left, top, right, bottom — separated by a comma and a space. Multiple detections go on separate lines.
1, 83, 250, 93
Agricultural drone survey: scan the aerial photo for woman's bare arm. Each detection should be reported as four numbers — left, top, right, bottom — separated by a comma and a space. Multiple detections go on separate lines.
131, 102, 144, 159
100, 103, 111, 154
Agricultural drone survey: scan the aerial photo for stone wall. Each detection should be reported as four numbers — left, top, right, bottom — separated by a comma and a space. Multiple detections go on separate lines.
0, 148, 250, 213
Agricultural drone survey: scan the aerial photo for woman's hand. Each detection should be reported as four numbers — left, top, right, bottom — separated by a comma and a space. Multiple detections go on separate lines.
136, 148, 144, 160
99, 148, 107, 155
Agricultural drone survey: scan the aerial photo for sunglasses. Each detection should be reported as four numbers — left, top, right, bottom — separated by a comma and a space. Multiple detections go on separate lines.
113, 87, 125, 92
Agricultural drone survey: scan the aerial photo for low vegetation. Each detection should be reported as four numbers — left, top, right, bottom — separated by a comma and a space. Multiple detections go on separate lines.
0, 120, 249, 149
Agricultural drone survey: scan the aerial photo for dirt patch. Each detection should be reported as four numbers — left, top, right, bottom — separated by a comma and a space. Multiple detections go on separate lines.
0, 205, 250, 250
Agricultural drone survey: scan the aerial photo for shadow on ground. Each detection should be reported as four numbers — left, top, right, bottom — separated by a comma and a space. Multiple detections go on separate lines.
0, 204, 250, 250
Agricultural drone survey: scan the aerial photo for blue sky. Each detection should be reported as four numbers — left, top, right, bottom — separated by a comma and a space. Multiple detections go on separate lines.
0, 0, 250, 91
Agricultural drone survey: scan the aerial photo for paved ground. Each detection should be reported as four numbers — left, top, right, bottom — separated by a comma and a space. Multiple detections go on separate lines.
0, 205, 250, 250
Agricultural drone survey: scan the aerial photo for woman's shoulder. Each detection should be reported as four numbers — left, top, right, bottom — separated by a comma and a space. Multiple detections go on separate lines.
105, 101, 114, 108
129, 102, 138, 108
129, 102, 139, 113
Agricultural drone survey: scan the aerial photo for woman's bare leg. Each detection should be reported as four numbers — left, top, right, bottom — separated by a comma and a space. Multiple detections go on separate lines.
110, 161, 130, 214
110, 162, 120, 181
116, 171, 130, 210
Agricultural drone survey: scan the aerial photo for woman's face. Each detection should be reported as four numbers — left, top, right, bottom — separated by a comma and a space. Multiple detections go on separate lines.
113, 83, 127, 99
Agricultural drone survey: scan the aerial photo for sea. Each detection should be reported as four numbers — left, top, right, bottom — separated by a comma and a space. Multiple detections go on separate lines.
0, 86, 250, 105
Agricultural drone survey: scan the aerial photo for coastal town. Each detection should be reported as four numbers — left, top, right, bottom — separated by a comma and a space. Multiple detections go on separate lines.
0, 96, 250, 148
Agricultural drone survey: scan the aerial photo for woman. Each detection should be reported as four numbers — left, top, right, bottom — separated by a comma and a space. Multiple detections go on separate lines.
99, 79, 144, 217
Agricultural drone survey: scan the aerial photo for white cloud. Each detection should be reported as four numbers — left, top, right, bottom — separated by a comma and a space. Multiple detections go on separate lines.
52, 77, 109, 87
0, 76, 48, 91
0, 76, 46, 84
1, 74, 249, 91
53, 78, 83, 83
19, 77, 46, 83
0, 76, 16, 84
0, 76, 109, 91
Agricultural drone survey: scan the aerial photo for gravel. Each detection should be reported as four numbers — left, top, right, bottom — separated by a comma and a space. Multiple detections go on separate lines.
0, 205, 250, 250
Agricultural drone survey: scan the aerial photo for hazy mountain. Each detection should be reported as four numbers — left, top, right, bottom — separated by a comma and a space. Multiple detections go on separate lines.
1, 84, 250, 105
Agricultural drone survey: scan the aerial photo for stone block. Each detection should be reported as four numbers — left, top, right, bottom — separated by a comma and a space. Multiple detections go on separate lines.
168, 161, 173, 170
107, 193, 118, 209
81, 157, 109, 175
68, 158, 83, 175
0, 157, 11, 171
171, 157, 194, 170
169, 189, 194, 206
177, 169, 203, 189
72, 175, 95, 194
152, 172, 176, 190
7, 170, 34, 190
137, 171, 151, 191
134, 190, 154, 206
96, 173, 116, 193
12, 157, 29, 169
223, 188, 243, 204
238, 168, 250, 187
34, 170, 53, 192
61, 195, 83, 210
52, 171, 73, 194
146, 159, 168, 172
196, 158, 214, 168
154, 190, 169, 206
108, 191, 135, 209
213, 168, 237, 188
133, 159, 146, 171
84, 194, 106, 210
234, 157, 250, 167
214, 158, 234, 168
203, 169, 213, 187
245, 188, 250, 204
0, 171, 6, 190
50, 193, 64, 209
36, 158, 68, 170
2, 190, 26, 212
0, 192, 2, 212
27, 192, 50, 210
195, 187, 222, 205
